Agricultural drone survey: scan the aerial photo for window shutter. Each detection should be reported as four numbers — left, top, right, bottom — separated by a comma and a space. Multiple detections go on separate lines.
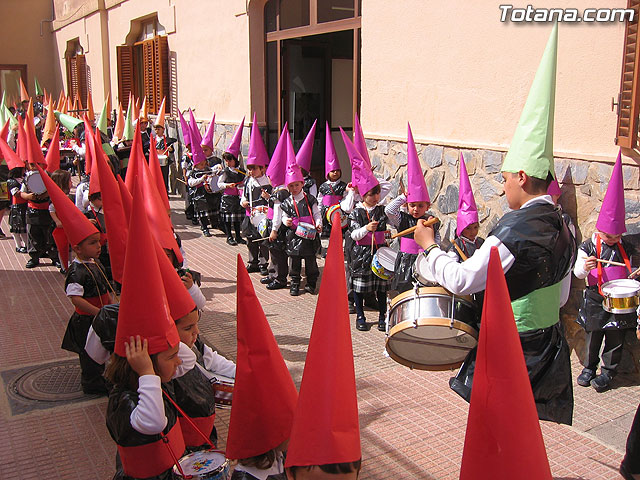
154, 35, 170, 114
76, 54, 88, 108
616, 0, 640, 148
116, 45, 134, 111
66, 56, 78, 101
142, 39, 156, 112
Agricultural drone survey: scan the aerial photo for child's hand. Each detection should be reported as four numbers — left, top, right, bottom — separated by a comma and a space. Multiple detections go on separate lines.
584, 256, 597, 271
269, 230, 278, 242
54, 220, 63, 228
241, 200, 249, 209
260, 190, 270, 200
636, 327, 640, 342
284, 218, 293, 227
181, 271, 194, 289
316, 223, 322, 232
366, 221, 379, 232
124, 336, 154, 377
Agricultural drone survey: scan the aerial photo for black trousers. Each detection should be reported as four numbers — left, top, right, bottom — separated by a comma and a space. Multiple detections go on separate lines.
585, 329, 626, 374
268, 247, 289, 284
27, 222, 55, 259
624, 403, 640, 473
78, 350, 105, 391
289, 254, 319, 286
247, 241, 268, 267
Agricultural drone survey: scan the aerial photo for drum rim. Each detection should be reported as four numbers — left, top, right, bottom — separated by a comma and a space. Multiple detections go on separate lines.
602, 304, 638, 314
385, 317, 478, 371
173, 450, 230, 476
390, 287, 475, 309
601, 279, 640, 298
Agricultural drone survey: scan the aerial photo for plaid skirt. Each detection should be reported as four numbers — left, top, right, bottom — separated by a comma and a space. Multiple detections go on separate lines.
350, 269, 389, 294
221, 211, 244, 223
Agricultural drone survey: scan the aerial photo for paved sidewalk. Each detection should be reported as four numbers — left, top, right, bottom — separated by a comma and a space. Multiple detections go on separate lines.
0, 194, 638, 479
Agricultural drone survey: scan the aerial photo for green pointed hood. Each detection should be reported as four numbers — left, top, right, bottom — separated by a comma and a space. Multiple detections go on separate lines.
0, 92, 6, 126
54, 111, 83, 131
34, 77, 43, 96
96, 99, 109, 134
502, 23, 558, 180
123, 101, 134, 140
5, 105, 18, 127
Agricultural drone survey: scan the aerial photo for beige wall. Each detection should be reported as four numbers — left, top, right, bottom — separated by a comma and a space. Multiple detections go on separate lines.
1, 0, 58, 99
361, 0, 628, 164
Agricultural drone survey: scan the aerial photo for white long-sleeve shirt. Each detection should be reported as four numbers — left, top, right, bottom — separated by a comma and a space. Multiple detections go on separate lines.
416, 195, 571, 307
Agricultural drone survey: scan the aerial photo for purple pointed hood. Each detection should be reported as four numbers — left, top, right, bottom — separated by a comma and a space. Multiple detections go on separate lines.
189, 109, 203, 147
456, 153, 479, 237
354, 113, 372, 170
267, 123, 288, 187
547, 179, 562, 196
406, 123, 429, 203
178, 109, 191, 146
190, 122, 207, 166
341, 128, 378, 196
325, 121, 340, 178
596, 151, 626, 235
284, 129, 304, 186
296, 119, 317, 172
247, 113, 269, 167
201, 112, 216, 149
226, 117, 245, 158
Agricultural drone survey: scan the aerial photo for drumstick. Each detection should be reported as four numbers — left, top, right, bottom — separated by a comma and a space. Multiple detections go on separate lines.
596, 258, 627, 267
629, 265, 640, 279
252, 237, 270, 242
453, 242, 468, 261
176, 178, 188, 185
390, 217, 439, 239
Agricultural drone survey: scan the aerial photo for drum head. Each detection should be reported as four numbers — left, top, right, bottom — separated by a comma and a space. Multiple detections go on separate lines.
386, 318, 478, 371
376, 247, 397, 271
174, 450, 228, 478
601, 278, 640, 298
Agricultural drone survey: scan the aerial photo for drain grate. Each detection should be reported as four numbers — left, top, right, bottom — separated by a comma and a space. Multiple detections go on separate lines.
2, 359, 103, 415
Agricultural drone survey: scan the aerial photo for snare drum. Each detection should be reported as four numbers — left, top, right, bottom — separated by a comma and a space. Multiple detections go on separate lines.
385, 286, 479, 371
212, 375, 234, 409
25, 171, 46, 195
326, 204, 348, 228
601, 278, 640, 314
173, 450, 230, 479
411, 252, 439, 286
250, 207, 267, 227
371, 247, 397, 280
258, 217, 270, 238
0, 182, 8, 201
295, 221, 317, 240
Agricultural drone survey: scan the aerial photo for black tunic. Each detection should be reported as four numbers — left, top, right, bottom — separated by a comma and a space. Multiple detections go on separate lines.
391, 211, 436, 292
302, 175, 317, 196
61, 260, 112, 354
92, 303, 120, 354
189, 167, 221, 218
231, 471, 287, 480
219, 167, 246, 216
84, 207, 112, 280
318, 180, 347, 235
577, 238, 638, 331
265, 188, 290, 251
448, 236, 485, 308
7, 177, 27, 233
241, 179, 273, 240
280, 194, 320, 256
348, 205, 388, 277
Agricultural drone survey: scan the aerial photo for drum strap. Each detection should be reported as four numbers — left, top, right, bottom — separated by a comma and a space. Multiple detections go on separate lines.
292, 193, 312, 220
596, 236, 631, 295
162, 389, 216, 450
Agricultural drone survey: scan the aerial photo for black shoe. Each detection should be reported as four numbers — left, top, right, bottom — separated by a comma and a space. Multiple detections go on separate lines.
304, 284, 316, 295
348, 303, 356, 314
18, 247, 27, 254
202, 229, 212, 237
260, 276, 272, 285
290, 284, 300, 296
356, 317, 370, 331
0, 228, 5, 238
191, 218, 200, 225
577, 368, 595, 387
259, 266, 269, 276
59, 267, 67, 275
25, 258, 39, 268
226, 237, 237, 246
267, 280, 287, 290
619, 461, 640, 480
591, 372, 613, 392
52, 259, 62, 268
246, 264, 261, 273
377, 316, 386, 331
236, 236, 247, 245
82, 384, 109, 396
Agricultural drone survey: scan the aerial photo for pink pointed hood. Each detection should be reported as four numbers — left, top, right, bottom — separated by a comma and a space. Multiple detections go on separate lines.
596, 151, 626, 235
178, 109, 191, 146
296, 119, 317, 172
284, 129, 304, 186
201, 112, 216, 149
547, 179, 562, 196
354, 113, 372, 170
225, 117, 245, 158
457, 153, 479, 237
340, 128, 378, 196
246, 112, 269, 167
190, 122, 207, 166
266, 122, 288, 187
188, 109, 202, 147
406, 123, 429, 203
325, 121, 340, 177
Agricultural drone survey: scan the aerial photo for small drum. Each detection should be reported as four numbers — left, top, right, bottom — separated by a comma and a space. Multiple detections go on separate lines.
173, 450, 230, 479
258, 217, 270, 238
212, 375, 234, 409
371, 247, 397, 280
411, 252, 439, 287
326, 204, 348, 228
385, 286, 479, 371
0, 182, 8, 201
25, 171, 46, 195
601, 278, 640, 314
295, 221, 317, 240
250, 206, 268, 227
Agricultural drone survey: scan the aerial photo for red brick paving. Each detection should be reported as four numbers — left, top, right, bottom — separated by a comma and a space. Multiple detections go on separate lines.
0, 194, 638, 479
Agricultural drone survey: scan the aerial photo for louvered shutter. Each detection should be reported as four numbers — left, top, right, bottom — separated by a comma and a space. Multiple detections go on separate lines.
616, 0, 640, 148
142, 39, 156, 112
154, 36, 170, 114
116, 45, 134, 111
76, 54, 88, 107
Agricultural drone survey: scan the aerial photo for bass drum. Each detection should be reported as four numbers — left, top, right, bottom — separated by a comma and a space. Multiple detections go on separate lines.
385, 286, 479, 371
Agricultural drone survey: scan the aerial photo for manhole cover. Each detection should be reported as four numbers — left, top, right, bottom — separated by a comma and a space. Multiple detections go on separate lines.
10, 361, 84, 401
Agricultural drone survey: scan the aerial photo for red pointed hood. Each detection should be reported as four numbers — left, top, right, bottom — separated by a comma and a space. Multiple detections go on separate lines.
285, 219, 361, 467
35, 164, 99, 246
124, 120, 143, 192
153, 240, 196, 322
459, 247, 552, 480
25, 111, 46, 165
226, 255, 298, 460
0, 136, 25, 170
114, 182, 179, 357
148, 140, 171, 211
45, 126, 61, 173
